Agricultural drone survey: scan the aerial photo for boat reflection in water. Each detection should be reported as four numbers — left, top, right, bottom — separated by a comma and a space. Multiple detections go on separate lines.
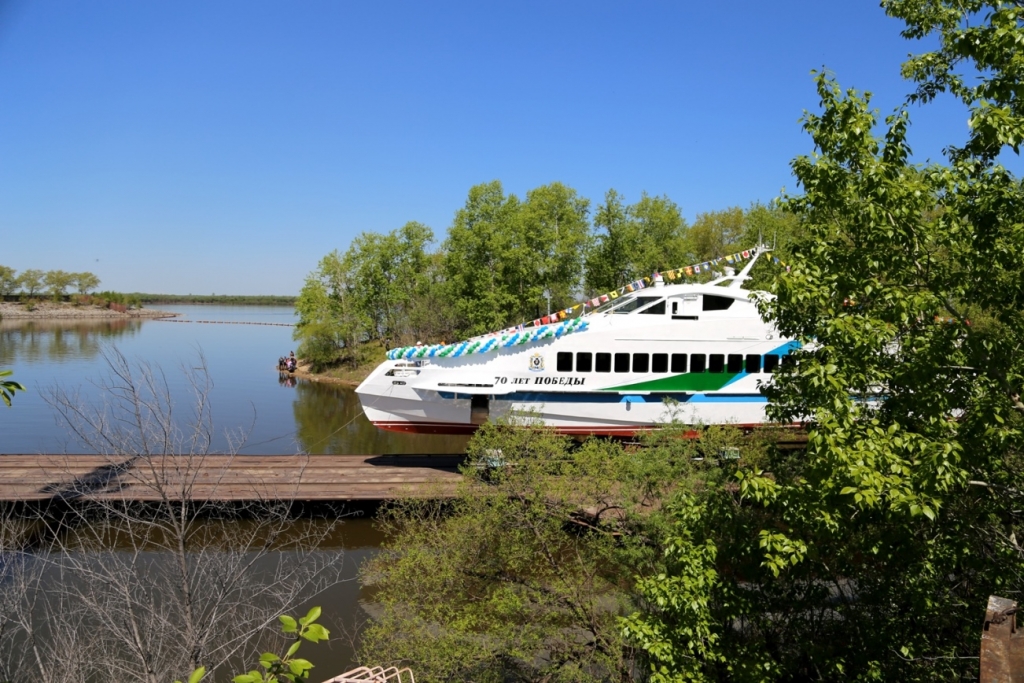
292, 380, 470, 455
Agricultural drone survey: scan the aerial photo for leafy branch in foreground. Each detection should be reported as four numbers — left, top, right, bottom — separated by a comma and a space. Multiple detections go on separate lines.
0, 369, 25, 407
232, 607, 330, 683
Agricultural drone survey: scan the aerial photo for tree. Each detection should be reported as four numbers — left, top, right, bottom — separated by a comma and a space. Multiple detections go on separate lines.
0, 266, 16, 297
686, 207, 745, 262
44, 270, 74, 301
585, 191, 689, 293
293, 250, 362, 369
518, 182, 591, 314
0, 351, 348, 683
359, 416, 751, 682
442, 181, 525, 336
344, 222, 435, 346
626, 2, 1024, 680
73, 271, 101, 295
18, 269, 44, 297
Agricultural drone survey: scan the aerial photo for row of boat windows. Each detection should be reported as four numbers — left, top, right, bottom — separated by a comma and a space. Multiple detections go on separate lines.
606, 295, 735, 315
555, 352, 788, 374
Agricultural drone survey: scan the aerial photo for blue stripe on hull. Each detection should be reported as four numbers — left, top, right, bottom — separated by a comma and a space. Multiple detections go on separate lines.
437, 391, 767, 404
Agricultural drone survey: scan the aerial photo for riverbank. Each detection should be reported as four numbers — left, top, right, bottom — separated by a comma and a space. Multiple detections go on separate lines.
286, 340, 387, 388
0, 301, 177, 319
284, 362, 366, 388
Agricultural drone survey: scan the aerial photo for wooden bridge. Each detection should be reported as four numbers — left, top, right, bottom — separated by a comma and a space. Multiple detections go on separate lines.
0, 454, 465, 503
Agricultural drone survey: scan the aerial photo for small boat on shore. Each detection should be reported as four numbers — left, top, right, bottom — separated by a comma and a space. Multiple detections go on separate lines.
356, 248, 797, 436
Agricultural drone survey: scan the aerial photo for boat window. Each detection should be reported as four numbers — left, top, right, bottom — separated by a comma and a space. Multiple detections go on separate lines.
614, 353, 630, 373
639, 300, 666, 315
671, 353, 687, 373
745, 354, 761, 373
727, 354, 744, 373
671, 300, 679, 315
652, 353, 668, 373
690, 354, 706, 373
764, 354, 780, 373
782, 354, 796, 367
632, 353, 649, 373
702, 295, 735, 311
596, 353, 612, 372
557, 352, 573, 372
611, 296, 660, 314
576, 352, 592, 372
709, 354, 725, 373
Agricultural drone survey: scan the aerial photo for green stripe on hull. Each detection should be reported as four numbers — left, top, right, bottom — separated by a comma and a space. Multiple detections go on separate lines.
602, 372, 741, 392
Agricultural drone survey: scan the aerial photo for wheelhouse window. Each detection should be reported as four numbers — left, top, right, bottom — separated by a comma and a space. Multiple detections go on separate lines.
763, 354, 780, 373
690, 354, 706, 373
652, 353, 668, 373
614, 353, 630, 373
671, 353, 687, 373
727, 354, 744, 373
639, 300, 666, 315
611, 296, 661, 314
632, 353, 649, 373
596, 353, 612, 373
702, 295, 735, 311
576, 352, 592, 372
709, 354, 725, 373
556, 352, 573, 372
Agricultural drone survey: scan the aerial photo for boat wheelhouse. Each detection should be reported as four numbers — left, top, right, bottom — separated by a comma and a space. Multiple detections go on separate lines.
356, 249, 796, 436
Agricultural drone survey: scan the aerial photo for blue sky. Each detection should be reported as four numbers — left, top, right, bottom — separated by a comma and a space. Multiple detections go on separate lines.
0, 1, 978, 295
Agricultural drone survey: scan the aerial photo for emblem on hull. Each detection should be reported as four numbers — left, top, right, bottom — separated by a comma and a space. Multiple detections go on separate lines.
528, 352, 545, 372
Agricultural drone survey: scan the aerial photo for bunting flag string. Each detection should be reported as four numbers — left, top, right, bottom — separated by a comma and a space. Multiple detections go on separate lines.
511, 245, 784, 330
385, 246, 790, 358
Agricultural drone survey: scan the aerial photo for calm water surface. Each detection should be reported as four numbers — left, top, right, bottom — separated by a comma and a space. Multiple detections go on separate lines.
0, 305, 468, 455
0, 306, 468, 679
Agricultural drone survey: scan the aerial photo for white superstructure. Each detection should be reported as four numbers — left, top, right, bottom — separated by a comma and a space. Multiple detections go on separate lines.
356, 250, 797, 436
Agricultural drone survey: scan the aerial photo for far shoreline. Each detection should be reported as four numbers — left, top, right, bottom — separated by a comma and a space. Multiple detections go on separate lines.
0, 301, 179, 320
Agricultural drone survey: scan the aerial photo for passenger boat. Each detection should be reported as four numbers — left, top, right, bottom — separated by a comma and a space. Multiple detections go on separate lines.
355, 248, 797, 436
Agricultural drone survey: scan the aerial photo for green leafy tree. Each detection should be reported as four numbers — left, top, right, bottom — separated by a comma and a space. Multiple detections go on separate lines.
293, 251, 362, 370
44, 269, 74, 301
0, 266, 16, 297
17, 269, 44, 297
359, 417, 749, 682
686, 207, 745, 262
585, 190, 689, 293
73, 271, 101, 295
442, 181, 529, 336
518, 182, 592, 314
626, 2, 1024, 680
344, 222, 435, 346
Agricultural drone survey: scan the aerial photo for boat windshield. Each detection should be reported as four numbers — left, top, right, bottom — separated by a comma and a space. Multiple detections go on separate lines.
611, 296, 663, 314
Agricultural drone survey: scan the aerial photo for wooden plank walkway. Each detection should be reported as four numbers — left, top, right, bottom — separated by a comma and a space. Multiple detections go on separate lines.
0, 454, 466, 502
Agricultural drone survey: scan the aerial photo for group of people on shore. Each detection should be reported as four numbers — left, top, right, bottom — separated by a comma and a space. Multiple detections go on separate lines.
278, 351, 297, 373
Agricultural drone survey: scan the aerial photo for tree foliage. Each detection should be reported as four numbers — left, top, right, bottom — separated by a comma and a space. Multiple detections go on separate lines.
297, 186, 787, 365
624, 2, 1024, 680
17, 269, 44, 297
585, 190, 689, 293
0, 266, 17, 297
359, 418, 751, 683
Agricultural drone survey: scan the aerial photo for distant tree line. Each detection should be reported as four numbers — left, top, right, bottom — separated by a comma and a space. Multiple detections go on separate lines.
0, 266, 100, 301
295, 181, 799, 368
132, 294, 298, 306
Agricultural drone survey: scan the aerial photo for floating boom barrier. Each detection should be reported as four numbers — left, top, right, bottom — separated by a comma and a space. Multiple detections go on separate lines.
154, 318, 294, 327
387, 317, 589, 361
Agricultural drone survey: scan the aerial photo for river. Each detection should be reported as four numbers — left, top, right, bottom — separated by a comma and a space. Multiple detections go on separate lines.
0, 305, 469, 680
